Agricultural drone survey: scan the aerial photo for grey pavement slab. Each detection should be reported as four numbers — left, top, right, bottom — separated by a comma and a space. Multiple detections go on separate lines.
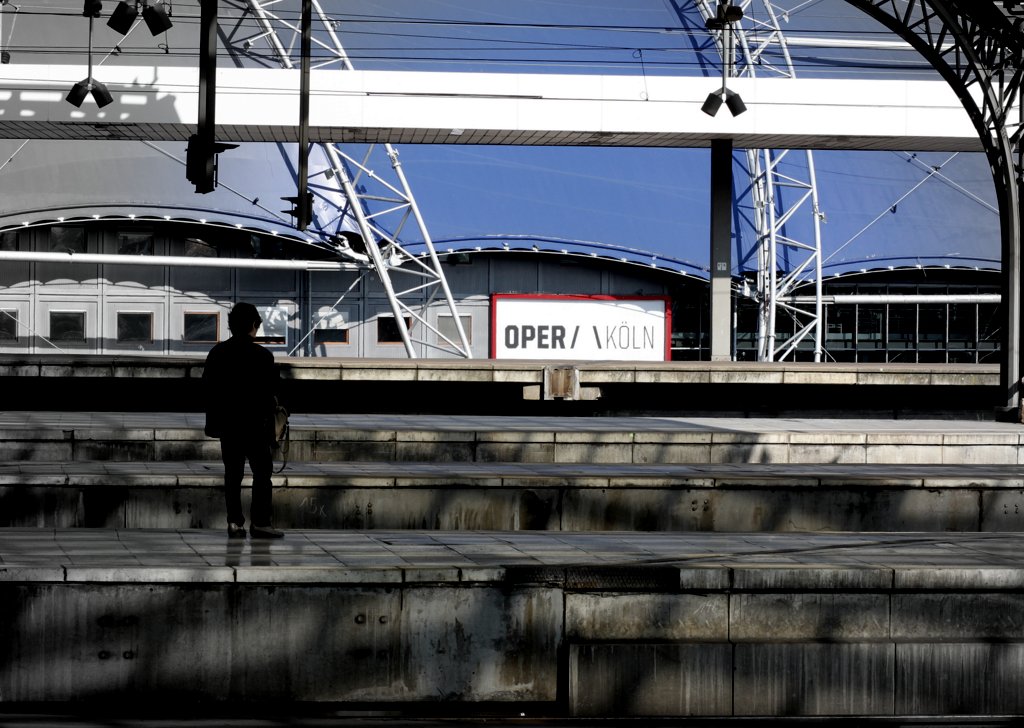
1, 529, 1024, 587
0, 410, 1021, 435
0, 458, 1020, 487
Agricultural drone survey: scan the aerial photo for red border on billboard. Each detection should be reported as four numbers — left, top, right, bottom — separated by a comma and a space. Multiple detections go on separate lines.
489, 293, 672, 360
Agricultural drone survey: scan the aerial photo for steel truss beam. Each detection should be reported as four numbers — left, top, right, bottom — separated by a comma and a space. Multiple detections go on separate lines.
680, 0, 825, 362
844, 0, 1022, 415
220, 0, 472, 359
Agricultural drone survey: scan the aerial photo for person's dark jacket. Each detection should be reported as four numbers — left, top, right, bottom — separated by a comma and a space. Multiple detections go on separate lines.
202, 335, 279, 439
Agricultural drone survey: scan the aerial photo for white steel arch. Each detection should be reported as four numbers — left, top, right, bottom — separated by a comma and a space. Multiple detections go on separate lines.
221, 0, 472, 359
680, 0, 825, 362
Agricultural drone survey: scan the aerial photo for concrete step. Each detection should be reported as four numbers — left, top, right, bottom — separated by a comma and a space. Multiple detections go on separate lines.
1, 412, 1022, 466
0, 355, 1001, 419
3, 459, 1024, 531
2, 527, 1024, 717
2, 412, 1022, 531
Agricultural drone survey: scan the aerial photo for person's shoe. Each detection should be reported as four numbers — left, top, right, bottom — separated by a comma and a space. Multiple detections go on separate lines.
250, 524, 284, 539
227, 522, 247, 539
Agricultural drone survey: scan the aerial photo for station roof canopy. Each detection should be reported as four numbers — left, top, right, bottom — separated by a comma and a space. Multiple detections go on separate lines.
0, 65, 981, 153
0, 0, 1002, 278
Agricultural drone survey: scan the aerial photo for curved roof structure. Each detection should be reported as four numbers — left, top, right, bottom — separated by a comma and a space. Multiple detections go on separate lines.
0, 0, 1000, 279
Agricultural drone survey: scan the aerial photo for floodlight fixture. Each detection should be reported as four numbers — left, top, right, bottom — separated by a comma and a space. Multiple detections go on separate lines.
0, 0, 12, 64
705, 3, 743, 30
142, 1, 172, 35
66, 77, 113, 108
65, 80, 90, 107
106, 0, 138, 34
82, 0, 101, 17
89, 78, 113, 106
701, 92, 724, 117
724, 88, 746, 116
702, 89, 745, 118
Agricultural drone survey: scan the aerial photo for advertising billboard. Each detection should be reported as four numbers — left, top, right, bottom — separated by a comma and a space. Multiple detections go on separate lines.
490, 294, 671, 361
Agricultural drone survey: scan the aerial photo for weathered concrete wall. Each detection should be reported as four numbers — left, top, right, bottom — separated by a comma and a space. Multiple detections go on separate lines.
4, 568, 1024, 716
4, 425, 1022, 465
568, 573, 1024, 717
0, 582, 561, 704
3, 481, 1019, 532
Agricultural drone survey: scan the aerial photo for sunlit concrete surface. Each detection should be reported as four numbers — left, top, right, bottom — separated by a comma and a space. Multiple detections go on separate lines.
0, 357, 1000, 419
0, 356, 1001, 388
0, 410, 1017, 432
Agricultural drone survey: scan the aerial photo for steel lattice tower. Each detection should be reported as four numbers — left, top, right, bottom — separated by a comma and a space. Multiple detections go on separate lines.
220, 0, 472, 359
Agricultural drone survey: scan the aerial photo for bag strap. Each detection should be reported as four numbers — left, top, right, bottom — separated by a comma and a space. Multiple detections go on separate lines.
274, 419, 290, 474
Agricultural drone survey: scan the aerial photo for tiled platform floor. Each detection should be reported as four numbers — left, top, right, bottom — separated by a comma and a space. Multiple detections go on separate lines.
3, 529, 1024, 585
1, 459, 1022, 487
0, 411, 1019, 434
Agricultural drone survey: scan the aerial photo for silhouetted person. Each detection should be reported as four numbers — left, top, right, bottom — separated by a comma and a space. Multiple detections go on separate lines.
203, 302, 283, 539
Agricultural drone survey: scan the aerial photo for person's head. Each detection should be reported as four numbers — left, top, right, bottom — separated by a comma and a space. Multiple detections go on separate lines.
228, 302, 262, 337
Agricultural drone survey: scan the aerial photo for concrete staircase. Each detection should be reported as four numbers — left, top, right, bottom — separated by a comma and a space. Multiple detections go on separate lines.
3, 410, 1024, 718
1, 412, 1023, 532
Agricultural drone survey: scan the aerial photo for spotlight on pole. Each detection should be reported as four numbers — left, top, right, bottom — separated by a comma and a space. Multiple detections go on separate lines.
70, 2, 115, 108
702, 3, 746, 119
142, 1, 172, 34
66, 77, 114, 108
106, 0, 138, 34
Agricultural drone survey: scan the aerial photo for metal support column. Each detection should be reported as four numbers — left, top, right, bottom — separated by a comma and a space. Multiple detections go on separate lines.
681, 1, 826, 363
710, 138, 734, 362
197, 0, 215, 149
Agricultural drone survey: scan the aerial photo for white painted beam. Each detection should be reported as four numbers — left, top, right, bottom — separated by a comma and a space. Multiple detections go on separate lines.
0, 250, 356, 270
0, 65, 984, 151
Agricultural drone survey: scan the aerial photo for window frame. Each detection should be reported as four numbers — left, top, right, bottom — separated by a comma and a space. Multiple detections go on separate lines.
183, 311, 221, 344
49, 310, 87, 342
0, 309, 18, 342
116, 311, 155, 344
376, 314, 414, 344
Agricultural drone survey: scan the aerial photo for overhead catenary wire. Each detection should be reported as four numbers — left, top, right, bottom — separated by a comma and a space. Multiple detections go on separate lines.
0, 4, 947, 79
896, 151, 999, 215
823, 152, 962, 266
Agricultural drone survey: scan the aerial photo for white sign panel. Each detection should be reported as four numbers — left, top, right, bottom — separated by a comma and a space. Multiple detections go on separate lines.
491, 295, 670, 361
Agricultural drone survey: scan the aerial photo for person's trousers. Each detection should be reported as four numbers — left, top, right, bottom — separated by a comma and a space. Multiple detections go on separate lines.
221, 431, 274, 527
